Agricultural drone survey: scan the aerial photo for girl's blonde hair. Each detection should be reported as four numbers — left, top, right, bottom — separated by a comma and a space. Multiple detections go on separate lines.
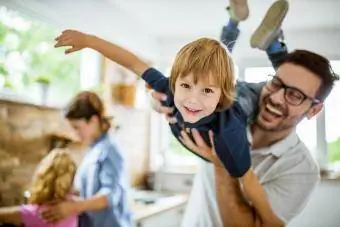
169, 38, 236, 111
28, 149, 77, 205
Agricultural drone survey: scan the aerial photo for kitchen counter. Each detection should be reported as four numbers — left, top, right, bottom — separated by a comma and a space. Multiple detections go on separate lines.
132, 193, 188, 222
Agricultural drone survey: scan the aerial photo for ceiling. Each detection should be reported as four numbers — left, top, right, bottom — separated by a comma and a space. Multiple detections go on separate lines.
110, 0, 340, 39
3, 0, 339, 63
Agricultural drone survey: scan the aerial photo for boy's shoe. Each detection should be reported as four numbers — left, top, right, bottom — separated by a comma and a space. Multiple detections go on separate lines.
227, 0, 249, 22
250, 0, 289, 50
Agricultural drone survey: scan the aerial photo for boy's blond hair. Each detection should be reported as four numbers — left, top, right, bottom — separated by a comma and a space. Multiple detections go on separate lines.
169, 38, 235, 111
28, 149, 77, 205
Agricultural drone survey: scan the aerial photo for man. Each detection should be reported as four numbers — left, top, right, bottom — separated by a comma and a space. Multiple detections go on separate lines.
150, 0, 339, 226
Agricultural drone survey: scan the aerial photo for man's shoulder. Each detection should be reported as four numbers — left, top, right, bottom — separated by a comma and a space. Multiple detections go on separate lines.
290, 138, 320, 174
278, 136, 320, 177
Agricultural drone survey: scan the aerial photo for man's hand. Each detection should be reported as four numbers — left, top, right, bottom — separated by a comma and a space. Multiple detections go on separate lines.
179, 129, 224, 168
149, 90, 177, 124
55, 30, 90, 54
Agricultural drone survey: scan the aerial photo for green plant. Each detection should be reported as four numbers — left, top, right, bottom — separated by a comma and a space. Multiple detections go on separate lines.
0, 64, 7, 75
35, 75, 51, 85
0, 6, 80, 101
328, 138, 340, 162
3, 80, 14, 89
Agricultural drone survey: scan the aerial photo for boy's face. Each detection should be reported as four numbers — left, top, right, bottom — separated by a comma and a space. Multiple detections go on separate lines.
174, 72, 221, 123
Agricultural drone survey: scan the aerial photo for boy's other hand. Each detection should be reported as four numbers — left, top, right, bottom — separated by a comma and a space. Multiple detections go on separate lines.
149, 90, 177, 124
55, 30, 89, 54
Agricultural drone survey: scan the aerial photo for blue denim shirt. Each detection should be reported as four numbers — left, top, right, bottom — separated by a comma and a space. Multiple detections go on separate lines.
142, 68, 264, 177
74, 133, 132, 227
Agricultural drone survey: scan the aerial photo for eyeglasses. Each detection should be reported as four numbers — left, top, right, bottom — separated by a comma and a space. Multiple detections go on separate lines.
265, 75, 320, 106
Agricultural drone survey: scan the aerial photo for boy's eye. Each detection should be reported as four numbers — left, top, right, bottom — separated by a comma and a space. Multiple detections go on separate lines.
203, 88, 214, 94
180, 83, 190, 89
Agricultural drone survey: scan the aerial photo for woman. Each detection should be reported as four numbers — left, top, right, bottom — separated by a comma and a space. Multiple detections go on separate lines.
41, 91, 132, 227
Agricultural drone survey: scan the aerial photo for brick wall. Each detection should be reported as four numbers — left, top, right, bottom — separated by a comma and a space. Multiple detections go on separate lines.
0, 98, 150, 206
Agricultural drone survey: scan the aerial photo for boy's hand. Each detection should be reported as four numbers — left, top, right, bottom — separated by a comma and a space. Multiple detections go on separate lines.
55, 30, 90, 54
149, 90, 177, 124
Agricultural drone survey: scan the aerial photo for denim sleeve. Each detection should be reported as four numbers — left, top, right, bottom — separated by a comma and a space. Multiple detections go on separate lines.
97, 148, 123, 208
235, 81, 265, 123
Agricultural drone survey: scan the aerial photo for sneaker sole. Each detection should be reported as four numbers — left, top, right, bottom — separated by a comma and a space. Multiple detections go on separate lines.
230, 0, 249, 21
250, 0, 289, 50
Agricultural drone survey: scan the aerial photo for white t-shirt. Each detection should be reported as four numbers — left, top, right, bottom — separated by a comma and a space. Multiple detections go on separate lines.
181, 130, 320, 227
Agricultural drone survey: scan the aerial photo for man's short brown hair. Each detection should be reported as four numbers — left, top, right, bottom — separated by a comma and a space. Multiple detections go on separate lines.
169, 38, 236, 111
282, 50, 339, 102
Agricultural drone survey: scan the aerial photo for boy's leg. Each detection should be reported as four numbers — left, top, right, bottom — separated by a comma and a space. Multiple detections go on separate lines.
250, 0, 289, 69
220, 0, 249, 53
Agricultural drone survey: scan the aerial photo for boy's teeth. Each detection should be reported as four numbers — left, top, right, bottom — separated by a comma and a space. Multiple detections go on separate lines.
187, 107, 198, 111
266, 104, 283, 116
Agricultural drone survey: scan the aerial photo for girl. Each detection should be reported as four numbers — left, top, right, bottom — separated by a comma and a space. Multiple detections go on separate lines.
0, 149, 78, 227
40, 91, 132, 227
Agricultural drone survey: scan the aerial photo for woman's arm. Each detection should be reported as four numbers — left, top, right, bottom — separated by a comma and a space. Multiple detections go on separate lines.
0, 206, 22, 226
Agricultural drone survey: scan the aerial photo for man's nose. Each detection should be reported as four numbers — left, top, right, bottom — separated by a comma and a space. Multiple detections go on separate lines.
269, 87, 286, 105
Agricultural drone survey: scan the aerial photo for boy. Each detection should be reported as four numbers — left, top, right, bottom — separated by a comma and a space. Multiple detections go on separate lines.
55, 32, 253, 178
54, 28, 280, 225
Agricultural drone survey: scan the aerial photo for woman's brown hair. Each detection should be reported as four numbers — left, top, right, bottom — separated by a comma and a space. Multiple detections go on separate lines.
65, 91, 111, 132
28, 149, 76, 205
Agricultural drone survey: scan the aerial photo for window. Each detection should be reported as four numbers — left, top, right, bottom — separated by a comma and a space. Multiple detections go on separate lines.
244, 67, 275, 83
326, 61, 340, 165
0, 6, 81, 107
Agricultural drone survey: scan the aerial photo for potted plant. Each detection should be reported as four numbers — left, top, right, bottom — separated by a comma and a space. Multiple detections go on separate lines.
35, 75, 51, 105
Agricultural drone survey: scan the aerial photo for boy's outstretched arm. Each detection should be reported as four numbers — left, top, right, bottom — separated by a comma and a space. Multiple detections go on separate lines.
55, 30, 150, 76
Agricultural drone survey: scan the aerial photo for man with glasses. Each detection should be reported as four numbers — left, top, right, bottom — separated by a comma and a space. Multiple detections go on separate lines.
150, 0, 339, 226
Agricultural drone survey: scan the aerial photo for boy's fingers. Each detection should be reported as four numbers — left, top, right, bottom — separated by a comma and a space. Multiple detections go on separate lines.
150, 90, 167, 101
65, 46, 81, 54
165, 115, 177, 124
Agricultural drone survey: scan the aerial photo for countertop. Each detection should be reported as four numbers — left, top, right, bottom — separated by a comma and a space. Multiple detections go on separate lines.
132, 193, 188, 221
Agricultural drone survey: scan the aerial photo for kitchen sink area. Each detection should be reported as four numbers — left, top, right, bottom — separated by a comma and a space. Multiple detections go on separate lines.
131, 189, 188, 227
132, 189, 176, 205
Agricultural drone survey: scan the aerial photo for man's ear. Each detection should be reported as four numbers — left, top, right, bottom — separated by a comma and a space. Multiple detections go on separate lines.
306, 102, 323, 119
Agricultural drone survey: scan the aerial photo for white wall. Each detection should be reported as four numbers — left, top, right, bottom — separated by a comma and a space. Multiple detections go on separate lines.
234, 28, 340, 69
156, 28, 340, 73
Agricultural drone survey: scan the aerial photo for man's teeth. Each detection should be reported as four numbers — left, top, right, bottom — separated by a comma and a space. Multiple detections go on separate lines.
266, 104, 283, 116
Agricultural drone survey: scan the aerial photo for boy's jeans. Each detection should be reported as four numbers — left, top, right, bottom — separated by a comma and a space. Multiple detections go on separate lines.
220, 25, 288, 69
